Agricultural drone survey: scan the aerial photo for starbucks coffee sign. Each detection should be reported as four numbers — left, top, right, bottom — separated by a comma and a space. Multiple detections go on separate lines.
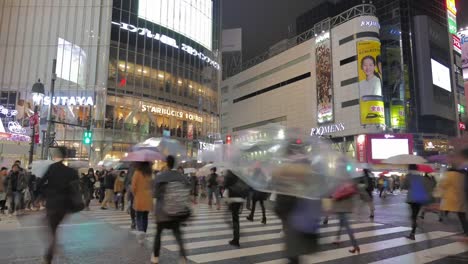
310, 123, 345, 136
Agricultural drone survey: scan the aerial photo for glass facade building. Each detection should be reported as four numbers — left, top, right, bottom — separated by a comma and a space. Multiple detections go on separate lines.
0, 0, 221, 164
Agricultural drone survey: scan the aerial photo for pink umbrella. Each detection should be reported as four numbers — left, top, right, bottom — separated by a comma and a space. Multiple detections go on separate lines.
121, 149, 165, 162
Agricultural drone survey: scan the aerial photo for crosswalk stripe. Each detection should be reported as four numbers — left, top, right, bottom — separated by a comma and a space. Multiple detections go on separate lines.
151, 222, 381, 242
367, 242, 468, 264
165, 226, 410, 252
188, 231, 452, 263
301, 231, 454, 263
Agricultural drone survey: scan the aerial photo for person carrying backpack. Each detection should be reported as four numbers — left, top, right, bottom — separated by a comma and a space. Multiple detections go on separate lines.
207, 167, 221, 210
151, 155, 190, 264
224, 169, 250, 247
403, 164, 435, 240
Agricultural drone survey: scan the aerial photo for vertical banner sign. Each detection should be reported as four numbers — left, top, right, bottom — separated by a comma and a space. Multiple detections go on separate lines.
355, 134, 367, 163
446, 0, 457, 34
357, 40, 385, 125
453, 34, 462, 54
315, 32, 333, 124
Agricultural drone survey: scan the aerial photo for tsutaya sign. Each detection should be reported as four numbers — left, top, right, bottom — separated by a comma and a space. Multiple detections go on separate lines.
310, 123, 345, 136
141, 103, 203, 123
36, 96, 94, 106
112, 21, 220, 70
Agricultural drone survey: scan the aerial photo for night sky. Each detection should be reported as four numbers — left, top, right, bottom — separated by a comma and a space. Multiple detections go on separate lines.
223, 0, 468, 60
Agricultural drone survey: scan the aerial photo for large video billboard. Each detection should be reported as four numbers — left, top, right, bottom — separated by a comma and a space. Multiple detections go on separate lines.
315, 32, 333, 124
138, 0, 213, 50
357, 40, 384, 126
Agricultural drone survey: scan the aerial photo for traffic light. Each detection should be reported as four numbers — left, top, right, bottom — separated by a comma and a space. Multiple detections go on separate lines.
226, 135, 232, 144
83, 130, 92, 145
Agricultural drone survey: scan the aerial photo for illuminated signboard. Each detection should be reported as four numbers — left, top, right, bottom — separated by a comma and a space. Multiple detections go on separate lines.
447, 0, 457, 15
112, 22, 219, 70
453, 34, 462, 54
34, 96, 94, 106
447, 12, 457, 34
310, 123, 345, 136
141, 103, 203, 123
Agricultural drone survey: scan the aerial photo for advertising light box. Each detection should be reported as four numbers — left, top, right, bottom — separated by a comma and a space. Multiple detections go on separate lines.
431, 59, 451, 92
356, 134, 414, 164
138, 0, 213, 50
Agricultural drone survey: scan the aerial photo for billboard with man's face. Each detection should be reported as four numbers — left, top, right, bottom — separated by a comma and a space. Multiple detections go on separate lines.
357, 40, 384, 125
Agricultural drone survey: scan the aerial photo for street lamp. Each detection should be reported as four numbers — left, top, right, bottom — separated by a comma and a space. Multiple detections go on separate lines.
29, 79, 45, 165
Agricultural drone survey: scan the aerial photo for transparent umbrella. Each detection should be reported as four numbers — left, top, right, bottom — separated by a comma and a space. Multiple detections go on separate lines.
225, 127, 354, 199
132, 137, 188, 160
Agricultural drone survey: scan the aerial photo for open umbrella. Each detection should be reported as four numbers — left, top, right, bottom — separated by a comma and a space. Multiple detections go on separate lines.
382, 154, 427, 165
417, 164, 435, 173
121, 149, 165, 162
133, 137, 187, 159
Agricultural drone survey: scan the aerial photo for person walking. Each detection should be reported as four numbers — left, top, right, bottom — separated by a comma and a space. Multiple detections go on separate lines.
190, 173, 199, 204
246, 168, 268, 224
332, 182, 360, 254
152, 155, 190, 263
207, 167, 221, 210
223, 169, 249, 247
0, 167, 8, 215
403, 164, 435, 240
37, 147, 81, 264
81, 169, 96, 210
6, 164, 27, 216
114, 171, 126, 210
97, 171, 105, 203
357, 169, 375, 219
131, 162, 153, 244
439, 168, 468, 236
125, 165, 137, 229
101, 170, 116, 210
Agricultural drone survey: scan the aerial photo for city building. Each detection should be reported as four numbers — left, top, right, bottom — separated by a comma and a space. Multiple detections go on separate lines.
220, 1, 462, 165
0, 0, 221, 165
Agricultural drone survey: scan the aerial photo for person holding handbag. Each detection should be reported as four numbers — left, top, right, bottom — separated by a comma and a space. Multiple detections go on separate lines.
37, 147, 81, 264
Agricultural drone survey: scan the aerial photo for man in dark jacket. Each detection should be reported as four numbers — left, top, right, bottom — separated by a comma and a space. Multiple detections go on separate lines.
7, 163, 27, 215
101, 170, 116, 210
207, 167, 221, 210
125, 165, 136, 229
37, 147, 79, 264
152, 155, 189, 263
224, 170, 249, 247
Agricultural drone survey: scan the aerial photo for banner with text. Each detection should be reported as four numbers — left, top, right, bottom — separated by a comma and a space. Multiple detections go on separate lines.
357, 40, 384, 125
315, 33, 333, 124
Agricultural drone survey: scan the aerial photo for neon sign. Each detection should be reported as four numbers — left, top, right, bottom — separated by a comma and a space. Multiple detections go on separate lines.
0, 105, 26, 135
36, 96, 94, 106
112, 22, 220, 70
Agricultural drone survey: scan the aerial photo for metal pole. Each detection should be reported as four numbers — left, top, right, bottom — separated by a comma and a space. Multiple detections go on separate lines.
45, 59, 57, 159
28, 122, 35, 165
40, 130, 46, 159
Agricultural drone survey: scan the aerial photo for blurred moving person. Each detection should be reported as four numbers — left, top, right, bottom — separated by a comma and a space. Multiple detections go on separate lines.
207, 167, 221, 210
114, 171, 126, 210
190, 173, 199, 204
439, 164, 468, 236
81, 168, 96, 210
246, 168, 269, 224
125, 164, 137, 229
403, 164, 435, 240
101, 170, 116, 210
0, 167, 7, 214
37, 147, 81, 264
7, 163, 26, 215
224, 169, 250, 247
332, 181, 360, 254
131, 162, 153, 244
356, 169, 375, 219
152, 155, 190, 263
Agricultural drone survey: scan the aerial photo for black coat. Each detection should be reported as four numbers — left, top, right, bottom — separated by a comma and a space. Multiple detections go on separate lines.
37, 161, 79, 210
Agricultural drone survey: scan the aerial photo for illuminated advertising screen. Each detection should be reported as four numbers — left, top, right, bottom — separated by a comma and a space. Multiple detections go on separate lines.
138, 0, 213, 50
367, 134, 413, 163
431, 59, 451, 92
315, 32, 333, 124
357, 40, 384, 125
57, 38, 87, 86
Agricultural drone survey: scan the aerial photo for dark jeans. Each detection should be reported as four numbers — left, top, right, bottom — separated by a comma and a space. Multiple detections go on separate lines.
409, 203, 422, 234
457, 212, 468, 235
98, 187, 105, 203
44, 209, 67, 263
9, 191, 23, 213
153, 221, 186, 257
249, 198, 266, 220
230, 203, 242, 243
129, 192, 136, 225
136, 211, 149, 232
0, 200, 6, 212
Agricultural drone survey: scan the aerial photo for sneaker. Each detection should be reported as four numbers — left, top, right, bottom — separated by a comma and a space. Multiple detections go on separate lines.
131, 223, 136, 230
150, 255, 159, 263
137, 232, 146, 245
100, 207, 107, 210
406, 233, 415, 240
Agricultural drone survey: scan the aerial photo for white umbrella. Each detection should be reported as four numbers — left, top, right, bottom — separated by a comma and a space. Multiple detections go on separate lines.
182, 168, 196, 174
31, 160, 55, 178
382, 154, 427, 165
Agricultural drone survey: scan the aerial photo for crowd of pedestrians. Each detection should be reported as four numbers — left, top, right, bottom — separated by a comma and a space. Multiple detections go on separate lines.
1, 142, 467, 264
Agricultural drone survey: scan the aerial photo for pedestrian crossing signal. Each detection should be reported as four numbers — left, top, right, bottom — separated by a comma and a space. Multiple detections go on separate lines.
83, 130, 92, 145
